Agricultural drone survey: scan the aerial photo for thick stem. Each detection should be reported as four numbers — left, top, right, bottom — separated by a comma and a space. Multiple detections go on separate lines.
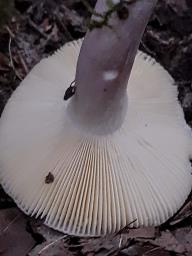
68, 0, 158, 134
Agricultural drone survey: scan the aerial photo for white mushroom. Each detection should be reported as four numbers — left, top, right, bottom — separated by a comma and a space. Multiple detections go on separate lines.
0, 0, 192, 236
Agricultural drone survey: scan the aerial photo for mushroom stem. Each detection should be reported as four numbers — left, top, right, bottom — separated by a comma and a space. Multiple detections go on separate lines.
68, 0, 158, 134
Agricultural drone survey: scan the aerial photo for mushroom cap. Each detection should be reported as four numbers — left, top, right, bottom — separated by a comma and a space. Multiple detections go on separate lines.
0, 40, 191, 236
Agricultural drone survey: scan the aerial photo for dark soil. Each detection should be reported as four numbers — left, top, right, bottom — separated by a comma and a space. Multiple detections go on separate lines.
0, 0, 192, 255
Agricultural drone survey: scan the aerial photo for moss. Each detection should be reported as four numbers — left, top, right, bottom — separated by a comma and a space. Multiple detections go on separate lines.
87, 0, 132, 30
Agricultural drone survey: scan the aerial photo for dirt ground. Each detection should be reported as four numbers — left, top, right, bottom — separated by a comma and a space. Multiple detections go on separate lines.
0, 0, 192, 255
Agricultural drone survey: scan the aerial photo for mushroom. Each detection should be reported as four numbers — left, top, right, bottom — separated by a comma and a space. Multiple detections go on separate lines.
0, 0, 192, 236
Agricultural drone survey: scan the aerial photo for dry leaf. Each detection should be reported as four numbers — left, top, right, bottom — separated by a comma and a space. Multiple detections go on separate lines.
0, 208, 35, 256
173, 227, 192, 253
151, 230, 186, 254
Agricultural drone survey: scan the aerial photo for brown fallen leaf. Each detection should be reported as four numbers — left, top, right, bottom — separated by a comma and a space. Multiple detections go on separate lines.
173, 227, 192, 253
0, 208, 35, 256
150, 230, 186, 254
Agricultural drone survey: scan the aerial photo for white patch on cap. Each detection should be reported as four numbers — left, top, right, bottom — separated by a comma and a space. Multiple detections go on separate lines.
103, 70, 119, 81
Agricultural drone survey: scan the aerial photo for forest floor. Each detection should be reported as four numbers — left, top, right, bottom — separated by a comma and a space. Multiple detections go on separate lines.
0, 0, 192, 255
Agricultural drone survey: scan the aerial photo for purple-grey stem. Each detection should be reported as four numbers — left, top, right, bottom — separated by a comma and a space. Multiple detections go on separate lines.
68, 0, 158, 134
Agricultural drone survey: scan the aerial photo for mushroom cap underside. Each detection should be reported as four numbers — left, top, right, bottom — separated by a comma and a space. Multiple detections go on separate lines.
0, 40, 191, 236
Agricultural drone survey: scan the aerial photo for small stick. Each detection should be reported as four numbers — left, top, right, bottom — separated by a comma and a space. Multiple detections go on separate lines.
8, 36, 22, 80
17, 51, 29, 75
55, 15, 75, 44
28, 18, 48, 39
5, 25, 15, 39
6, 25, 29, 77
37, 235, 67, 255
143, 246, 161, 256
115, 219, 137, 236
2, 214, 21, 233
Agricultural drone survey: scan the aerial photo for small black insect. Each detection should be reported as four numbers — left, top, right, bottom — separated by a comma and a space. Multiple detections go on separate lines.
64, 80, 76, 100
45, 172, 54, 184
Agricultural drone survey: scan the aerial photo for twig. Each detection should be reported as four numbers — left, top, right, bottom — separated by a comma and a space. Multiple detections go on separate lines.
140, 40, 156, 57
105, 238, 136, 256
1, 214, 21, 233
18, 51, 29, 75
37, 235, 67, 255
81, 0, 103, 18
65, 243, 87, 248
8, 37, 14, 68
115, 219, 137, 236
5, 25, 22, 49
143, 246, 161, 256
55, 14, 75, 44
28, 18, 48, 39
5, 25, 15, 39
8, 36, 22, 80
6, 25, 29, 77
119, 235, 123, 248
